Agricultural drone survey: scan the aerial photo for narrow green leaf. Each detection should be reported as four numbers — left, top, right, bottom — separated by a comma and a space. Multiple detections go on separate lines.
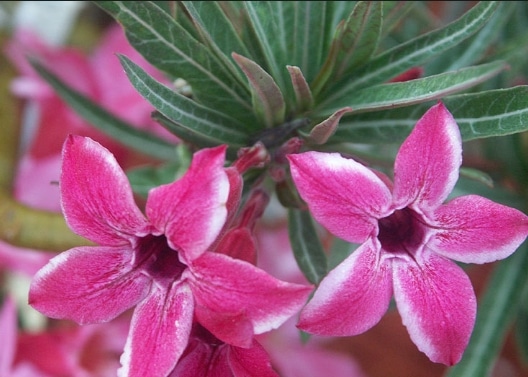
445, 245, 528, 377
318, 1, 499, 107
326, 1, 359, 33
335, 1, 383, 78
317, 61, 506, 117
233, 53, 285, 128
328, 86, 528, 144
305, 107, 353, 145
127, 144, 191, 197
119, 55, 252, 147
380, 1, 415, 38
459, 167, 494, 188
447, 86, 528, 141
287, 65, 314, 113
443, 2, 513, 71
30, 59, 176, 160
288, 208, 328, 285
94, 1, 253, 119
514, 288, 528, 363
241, 2, 330, 104
312, 1, 382, 97
242, 2, 291, 100
286, 1, 330, 83
328, 237, 358, 270
181, 1, 250, 83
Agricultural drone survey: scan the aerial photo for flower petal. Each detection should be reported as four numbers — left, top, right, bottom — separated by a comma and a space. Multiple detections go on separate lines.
193, 304, 254, 348
228, 340, 279, 377
188, 252, 312, 347
393, 102, 462, 211
168, 338, 210, 377
146, 146, 229, 261
61, 135, 150, 245
29, 246, 150, 324
288, 152, 392, 244
297, 239, 392, 336
430, 195, 528, 263
392, 251, 476, 365
119, 283, 194, 377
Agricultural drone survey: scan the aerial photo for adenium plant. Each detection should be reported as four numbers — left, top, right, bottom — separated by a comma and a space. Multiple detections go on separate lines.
3, 1, 528, 377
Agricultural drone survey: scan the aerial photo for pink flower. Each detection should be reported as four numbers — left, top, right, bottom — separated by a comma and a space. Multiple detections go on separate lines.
169, 323, 278, 377
0, 296, 51, 377
29, 135, 311, 377
16, 317, 129, 377
4, 23, 176, 167
287, 102, 528, 365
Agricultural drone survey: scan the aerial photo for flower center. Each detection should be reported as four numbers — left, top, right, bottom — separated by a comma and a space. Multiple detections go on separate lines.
377, 208, 425, 257
134, 234, 187, 287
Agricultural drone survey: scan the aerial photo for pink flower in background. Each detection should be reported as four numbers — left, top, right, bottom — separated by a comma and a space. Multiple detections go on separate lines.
288, 102, 528, 365
169, 323, 278, 377
4, 23, 177, 210
1, 22, 176, 298
15, 314, 130, 377
5, 23, 174, 160
29, 136, 312, 377
0, 296, 51, 377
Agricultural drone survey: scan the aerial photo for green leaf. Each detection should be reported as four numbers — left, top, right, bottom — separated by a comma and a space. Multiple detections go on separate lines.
442, 2, 513, 71
312, 1, 382, 97
445, 245, 528, 377
329, 86, 528, 144
30, 59, 176, 160
380, 1, 415, 38
316, 61, 506, 117
127, 144, 192, 197
328, 237, 358, 270
284, 1, 330, 83
242, 1, 292, 100
305, 107, 353, 145
319, 1, 499, 106
232, 53, 285, 128
242, 2, 331, 104
287, 65, 314, 113
181, 1, 250, 82
119, 55, 252, 148
335, 1, 383, 78
288, 208, 328, 285
459, 167, 494, 189
514, 289, 528, 363
94, 1, 253, 120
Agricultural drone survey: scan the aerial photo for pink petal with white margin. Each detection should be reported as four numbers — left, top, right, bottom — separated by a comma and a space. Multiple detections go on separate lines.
392, 251, 476, 365
430, 195, 528, 264
60, 135, 150, 246
188, 252, 312, 346
29, 246, 151, 324
288, 152, 392, 244
147, 146, 229, 262
393, 102, 462, 212
0, 297, 16, 376
119, 283, 194, 377
298, 239, 392, 336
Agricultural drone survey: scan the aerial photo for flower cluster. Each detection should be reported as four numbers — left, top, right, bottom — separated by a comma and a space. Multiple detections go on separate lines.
3, 2, 528, 377
25, 102, 528, 376
28, 136, 313, 376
